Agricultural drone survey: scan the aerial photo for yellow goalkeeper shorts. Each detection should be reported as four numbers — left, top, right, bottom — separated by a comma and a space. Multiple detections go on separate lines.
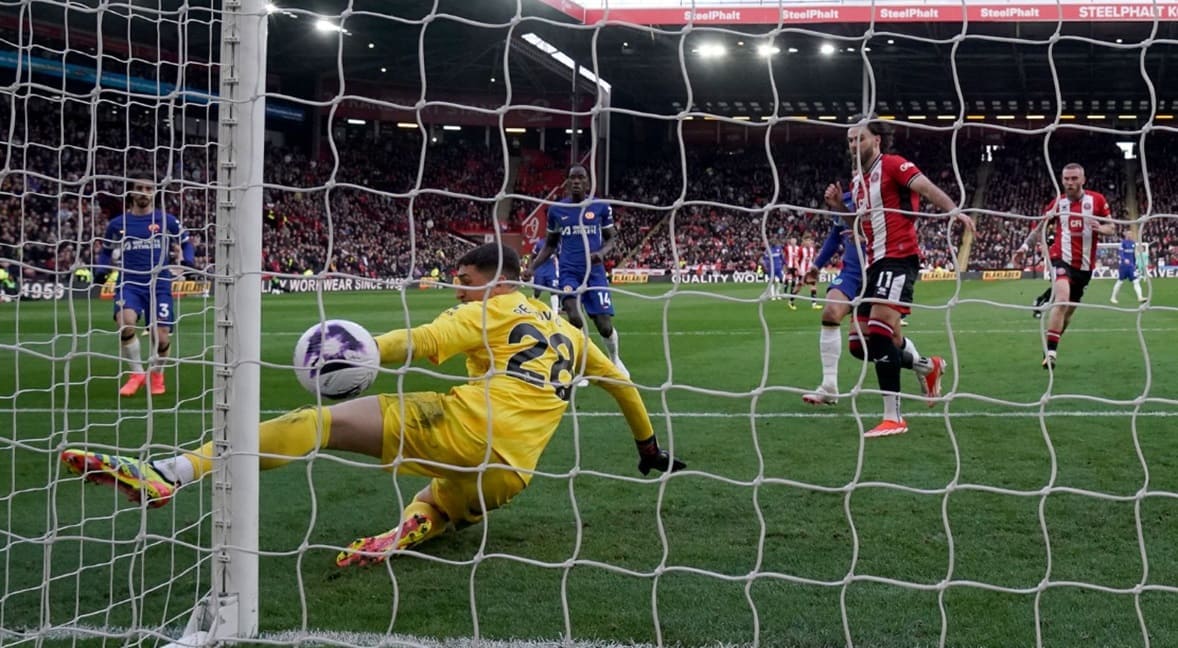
377, 391, 528, 525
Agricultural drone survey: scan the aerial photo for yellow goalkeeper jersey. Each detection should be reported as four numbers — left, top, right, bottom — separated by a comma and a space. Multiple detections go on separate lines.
376, 290, 650, 472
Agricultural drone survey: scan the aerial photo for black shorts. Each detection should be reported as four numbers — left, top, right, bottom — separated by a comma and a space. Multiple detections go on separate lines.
857, 255, 919, 317
1051, 258, 1092, 303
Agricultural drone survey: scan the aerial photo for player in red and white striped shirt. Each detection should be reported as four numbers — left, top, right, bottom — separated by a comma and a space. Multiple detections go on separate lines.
783, 238, 802, 309
1013, 163, 1116, 370
823, 116, 975, 438
788, 236, 821, 310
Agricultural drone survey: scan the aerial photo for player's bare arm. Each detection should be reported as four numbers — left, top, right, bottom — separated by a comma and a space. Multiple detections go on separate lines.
591, 226, 615, 265
909, 175, 975, 233
524, 231, 562, 280
581, 339, 685, 475
1093, 218, 1117, 237
1013, 219, 1046, 266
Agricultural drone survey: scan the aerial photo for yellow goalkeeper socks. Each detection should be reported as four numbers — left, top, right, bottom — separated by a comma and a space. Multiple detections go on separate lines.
184, 406, 333, 480
402, 500, 448, 543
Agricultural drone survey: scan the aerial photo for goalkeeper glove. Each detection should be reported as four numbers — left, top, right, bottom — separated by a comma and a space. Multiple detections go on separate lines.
636, 436, 685, 476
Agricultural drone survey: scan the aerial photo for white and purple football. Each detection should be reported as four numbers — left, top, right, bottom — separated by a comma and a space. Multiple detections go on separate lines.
292, 319, 380, 399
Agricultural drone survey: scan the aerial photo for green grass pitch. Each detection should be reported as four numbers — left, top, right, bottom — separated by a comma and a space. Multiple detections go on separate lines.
1, 278, 1176, 647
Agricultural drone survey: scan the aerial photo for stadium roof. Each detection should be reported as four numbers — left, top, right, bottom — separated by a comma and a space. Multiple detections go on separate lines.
264, 0, 1178, 120
4, 1, 1177, 120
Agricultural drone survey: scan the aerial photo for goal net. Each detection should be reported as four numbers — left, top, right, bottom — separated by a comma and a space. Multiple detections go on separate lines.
3, 0, 1177, 646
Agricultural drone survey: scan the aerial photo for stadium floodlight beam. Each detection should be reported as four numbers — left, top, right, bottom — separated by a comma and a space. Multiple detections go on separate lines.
521, 32, 612, 92
697, 43, 727, 58
756, 44, 780, 57
264, 2, 278, 13
820, 43, 836, 55
313, 19, 342, 33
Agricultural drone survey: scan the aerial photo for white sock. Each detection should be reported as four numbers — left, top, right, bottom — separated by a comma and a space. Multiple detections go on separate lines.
819, 325, 841, 388
549, 294, 560, 312
1111, 281, 1123, 300
883, 392, 901, 421
1133, 279, 1143, 300
604, 329, 621, 363
121, 336, 145, 374
152, 456, 195, 485
901, 338, 934, 376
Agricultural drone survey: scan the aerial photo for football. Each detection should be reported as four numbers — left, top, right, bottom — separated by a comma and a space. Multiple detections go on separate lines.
292, 319, 380, 399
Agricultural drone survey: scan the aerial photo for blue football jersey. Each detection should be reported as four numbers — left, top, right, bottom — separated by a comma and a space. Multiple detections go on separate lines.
1120, 239, 1136, 266
102, 210, 190, 285
763, 245, 785, 271
546, 198, 612, 271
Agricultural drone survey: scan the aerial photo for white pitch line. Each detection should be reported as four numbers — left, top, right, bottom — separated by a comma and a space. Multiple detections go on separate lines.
0, 408, 1173, 419
0, 326, 1176, 345
10, 626, 671, 648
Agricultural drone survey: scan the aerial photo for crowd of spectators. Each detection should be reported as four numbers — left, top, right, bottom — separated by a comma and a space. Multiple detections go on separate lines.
2, 94, 1177, 289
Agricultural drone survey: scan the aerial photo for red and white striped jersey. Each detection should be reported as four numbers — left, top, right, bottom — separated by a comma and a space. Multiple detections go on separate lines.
1045, 190, 1110, 271
799, 244, 815, 271
851, 153, 924, 265
785, 244, 802, 270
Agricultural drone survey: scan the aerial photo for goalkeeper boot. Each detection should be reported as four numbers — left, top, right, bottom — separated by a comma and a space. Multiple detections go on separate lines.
336, 514, 436, 568
865, 418, 908, 438
119, 372, 147, 397
802, 383, 839, 406
922, 356, 946, 408
149, 371, 166, 396
1042, 351, 1057, 371
60, 449, 174, 507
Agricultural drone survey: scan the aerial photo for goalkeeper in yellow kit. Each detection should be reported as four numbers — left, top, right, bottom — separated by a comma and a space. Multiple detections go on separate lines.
60, 243, 685, 567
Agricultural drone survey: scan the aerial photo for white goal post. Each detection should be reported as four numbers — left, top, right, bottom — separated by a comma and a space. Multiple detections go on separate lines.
174, 0, 266, 643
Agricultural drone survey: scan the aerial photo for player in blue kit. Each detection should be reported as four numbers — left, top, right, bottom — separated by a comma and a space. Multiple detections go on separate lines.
802, 191, 941, 406
528, 165, 627, 377
529, 237, 560, 312
95, 173, 195, 397
762, 241, 785, 301
1109, 232, 1146, 304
